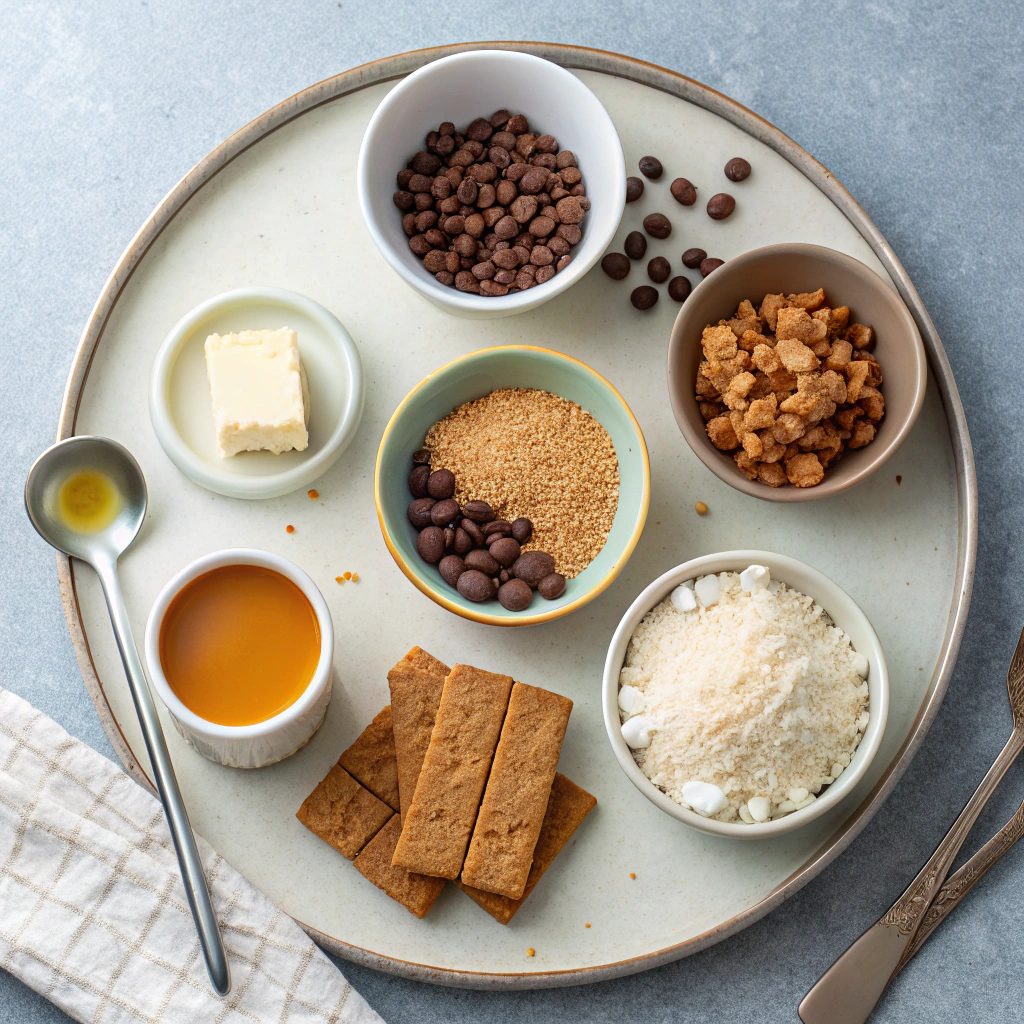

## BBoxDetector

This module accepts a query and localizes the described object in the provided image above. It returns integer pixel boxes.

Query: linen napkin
[0,687,383,1024]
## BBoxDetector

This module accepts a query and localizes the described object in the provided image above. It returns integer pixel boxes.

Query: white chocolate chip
[682,780,729,816]
[694,574,721,607]
[852,652,869,679]
[670,584,698,613]
[787,787,809,804]
[621,715,653,749]
[794,792,817,810]
[740,564,771,592]
[747,796,771,822]
[857,710,870,732]
[618,684,646,715]
[738,804,755,824]
[778,799,797,814]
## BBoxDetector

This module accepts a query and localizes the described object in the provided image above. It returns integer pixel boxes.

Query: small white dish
[149,287,364,499]
[603,550,889,839]
[357,49,626,320]
[144,548,334,769]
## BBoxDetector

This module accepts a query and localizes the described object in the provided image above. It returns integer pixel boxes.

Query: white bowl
[602,550,889,839]
[357,49,625,320]
[149,287,364,499]
[144,548,335,768]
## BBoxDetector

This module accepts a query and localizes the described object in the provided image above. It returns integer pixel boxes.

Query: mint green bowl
[375,346,651,626]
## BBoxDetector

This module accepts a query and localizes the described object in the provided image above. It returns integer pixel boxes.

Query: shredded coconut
[618,569,869,823]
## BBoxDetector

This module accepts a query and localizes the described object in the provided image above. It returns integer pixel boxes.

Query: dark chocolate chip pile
[394,110,589,297]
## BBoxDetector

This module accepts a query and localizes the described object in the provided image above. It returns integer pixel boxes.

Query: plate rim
[54,40,978,989]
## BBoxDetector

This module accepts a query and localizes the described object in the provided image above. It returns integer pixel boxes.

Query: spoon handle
[93,557,231,996]
[798,727,1024,1024]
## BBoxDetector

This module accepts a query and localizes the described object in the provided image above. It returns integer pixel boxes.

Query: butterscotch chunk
[820,369,848,404]
[392,665,515,879]
[844,360,870,402]
[739,430,763,458]
[768,367,798,393]
[849,419,877,448]
[743,394,777,431]
[354,816,446,918]
[696,372,720,399]
[829,306,851,333]
[776,307,828,345]
[338,706,401,812]
[810,338,831,358]
[388,657,449,818]
[785,453,825,487]
[462,684,573,899]
[735,298,757,319]
[855,352,883,386]
[699,401,723,421]
[786,288,825,311]
[835,405,863,431]
[729,316,763,341]
[734,450,759,479]
[758,431,787,463]
[706,415,739,450]
[759,292,790,331]
[775,337,821,374]
[758,461,788,487]
[773,412,808,445]
[748,371,774,400]
[457,774,596,924]
[737,328,764,352]
[296,765,393,860]
[858,386,885,421]
[702,324,739,360]
[824,339,853,373]
[845,322,874,349]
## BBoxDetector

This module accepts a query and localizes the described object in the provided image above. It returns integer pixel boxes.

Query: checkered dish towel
[0,687,383,1024]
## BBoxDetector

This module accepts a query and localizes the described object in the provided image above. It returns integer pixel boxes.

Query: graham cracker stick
[399,645,450,680]
[354,815,446,918]
[460,683,573,898]
[338,705,400,812]
[392,664,515,879]
[388,658,449,818]
[296,765,393,860]
[458,773,596,924]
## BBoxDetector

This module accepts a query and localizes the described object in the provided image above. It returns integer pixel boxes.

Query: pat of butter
[205,328,310,458]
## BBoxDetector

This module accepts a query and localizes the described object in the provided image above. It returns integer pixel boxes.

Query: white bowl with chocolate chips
[357,49,626,320]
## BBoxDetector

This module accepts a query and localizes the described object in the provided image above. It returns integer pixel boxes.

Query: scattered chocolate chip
[538,573,566,600]
[624,231,647,260]
[706,193,736,220]
[601,252,630,280]
[498,578,533,611]
[625,176,645,202]
[409,465,430,498]
[648,256,671,283]
[426,468,456,499]
[642,213,672,239]
[462,499,495,523]
[457,569,495,602]
[631,286,659,310]
[417,526,446,564]
[464,548,500,576]
[670,178,697,206]
[430,498,460,527]
[438,554,466,587]
[681,247,707,269]
[668,276,692,301]
[638,155,663,180]
[700,257,725,276]
[724,157,751,182]
[511,517,534,543]
[407,498,436,529]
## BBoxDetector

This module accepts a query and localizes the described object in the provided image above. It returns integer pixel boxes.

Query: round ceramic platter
[58,43,976,989]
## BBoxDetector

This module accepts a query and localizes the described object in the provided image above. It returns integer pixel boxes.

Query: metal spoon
[25,435,231,996]
[799,624,1024,1023]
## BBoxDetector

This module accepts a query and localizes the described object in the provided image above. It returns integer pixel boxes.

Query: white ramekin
[144,548,334,769]
[603,550,889,839]
[357,49,626,319]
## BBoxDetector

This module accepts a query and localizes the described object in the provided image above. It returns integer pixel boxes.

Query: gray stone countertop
[2,2,1022,1021]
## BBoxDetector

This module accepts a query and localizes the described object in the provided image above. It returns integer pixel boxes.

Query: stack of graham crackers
[296,647,596,921]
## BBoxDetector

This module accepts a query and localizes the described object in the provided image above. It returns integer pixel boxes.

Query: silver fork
[799,625,1024,1024]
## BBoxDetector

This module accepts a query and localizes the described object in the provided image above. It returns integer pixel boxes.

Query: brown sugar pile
[424,388,619,578]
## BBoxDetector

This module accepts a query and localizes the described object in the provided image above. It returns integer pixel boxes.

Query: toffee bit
[585,922,591,928]
[285,524,295,534]
[526,948,536,957]
[695,501,708,515]
[308,489,319,499]
[335,576,344,584]
[629,872,636,880]
[352,572,359,582]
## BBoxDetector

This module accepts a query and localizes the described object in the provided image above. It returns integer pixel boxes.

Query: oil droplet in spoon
[58,470,120,534]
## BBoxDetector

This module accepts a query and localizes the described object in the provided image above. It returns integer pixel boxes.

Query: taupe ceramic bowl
[667,244,927,502]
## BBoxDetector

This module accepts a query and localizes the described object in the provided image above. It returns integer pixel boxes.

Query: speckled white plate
[56,44,975,989]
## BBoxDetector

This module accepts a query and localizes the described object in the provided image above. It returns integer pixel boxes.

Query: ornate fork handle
[894,795,1024,973]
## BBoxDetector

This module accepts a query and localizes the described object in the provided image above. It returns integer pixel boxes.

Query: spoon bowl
[25,435,147,564]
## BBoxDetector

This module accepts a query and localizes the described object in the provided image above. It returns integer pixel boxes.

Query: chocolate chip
[648,256,671,283]
[601,253,630,280]
[439,555,465,587]
[462,500,495,523]
[670,178,697,206]
[409,465,430,498]
[624,231,647,260]
[538,573,566,600]
[668,276,692,301]
[457,569,495,602]
[512,550,556,588]
[681,247,707,269]
[489,537,521,567]
[412,448,432,464]
[430,498,460,527]
[724,157,751,182]
[631,286,659,310]
[625,176,645,202]
[490,109,511,128]
[498,578,533,611]
[426,468,456,499]
[707,193,736,220]
[482,519,512,535]
[417,526,446,564]
[464,548,500,576]
[461,518,486,546]
[454,527,474,555]
[444,527,455,550]
[510,517,533,543]
[638,155,663,180]
[700,257,725,276]
[643,213,672,239]
[407,498,436,529]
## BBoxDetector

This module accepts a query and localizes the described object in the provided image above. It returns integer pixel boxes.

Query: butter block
[205,328,309,458]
